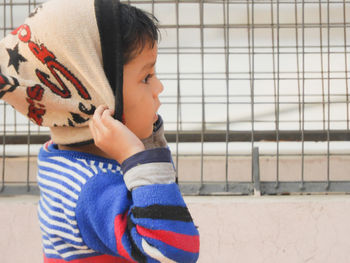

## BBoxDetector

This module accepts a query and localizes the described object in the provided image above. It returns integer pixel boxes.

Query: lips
[153,113,159,122]
[154,102,161,122]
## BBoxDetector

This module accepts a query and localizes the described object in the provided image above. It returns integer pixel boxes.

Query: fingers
[89,105,119,139]
[88,105,145,163]
[101,108,114,124]
[89,105,109,140]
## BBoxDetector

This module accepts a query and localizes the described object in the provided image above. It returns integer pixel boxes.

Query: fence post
[252,147,261,196]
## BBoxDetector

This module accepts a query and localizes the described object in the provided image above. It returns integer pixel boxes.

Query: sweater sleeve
[75,147,200,263]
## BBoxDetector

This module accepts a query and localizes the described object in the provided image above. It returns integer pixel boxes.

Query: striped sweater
[37,141,200,262]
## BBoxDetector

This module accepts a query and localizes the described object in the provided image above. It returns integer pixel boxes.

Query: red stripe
[43,140,52,151]
[114,213,137,263]
[44,254,130,263]
[136,225,199,253]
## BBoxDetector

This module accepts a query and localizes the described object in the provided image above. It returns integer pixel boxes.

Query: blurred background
[1,1,350,262]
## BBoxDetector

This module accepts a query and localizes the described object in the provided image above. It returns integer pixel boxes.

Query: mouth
[153,113,159,122]
[153,102,161,122]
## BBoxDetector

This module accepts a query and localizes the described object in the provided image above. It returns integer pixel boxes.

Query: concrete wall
[1,195,350,263]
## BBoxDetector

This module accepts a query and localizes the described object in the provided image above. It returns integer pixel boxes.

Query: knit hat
[0,0,124,145]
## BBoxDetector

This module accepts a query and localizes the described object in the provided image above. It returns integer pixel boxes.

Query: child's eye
[142,74,153,84]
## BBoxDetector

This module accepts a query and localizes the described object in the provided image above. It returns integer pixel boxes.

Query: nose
[153,77,164,97]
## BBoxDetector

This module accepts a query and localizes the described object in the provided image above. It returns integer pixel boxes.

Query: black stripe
[127,213,147,263]
[94,0,124,122]
[132,205,193,222]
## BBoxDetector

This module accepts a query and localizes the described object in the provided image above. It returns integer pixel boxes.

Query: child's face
[123,42,163,139]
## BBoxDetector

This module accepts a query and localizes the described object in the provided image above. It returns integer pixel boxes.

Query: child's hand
[89,105,145,164]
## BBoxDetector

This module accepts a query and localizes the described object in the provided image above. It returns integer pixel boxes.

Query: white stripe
[55,243,90,252]
[39,187,76,208]
[40,221,83,244]
[38,205,80,235]
[43,239,95,258]
[42,234,86,250]
[43,239,53,246]
[89,161,98,174]
[42,194,75,217]
[61,248,96,258]
[40,198,77,226]
[99,162,107,173]
[43,248,60,256]
[38,176,79,200]
[50,156,95,179]
[107,163,112,170]
[42,234,61,243]
[39,168,82,192]
[39,159,88,183]
[77,159,89,167]
[142,239,177,263]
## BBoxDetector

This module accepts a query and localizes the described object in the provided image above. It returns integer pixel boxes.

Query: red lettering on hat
[0,75,5,85]
[27,104,45,126]
[29,42,91,100]
[28,42,55,64]
[26,98,46,126]
[11,24,31,43]
[27,84,44,101]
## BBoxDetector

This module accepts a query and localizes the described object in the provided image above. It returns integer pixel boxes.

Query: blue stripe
[43,238,66,247]
[122,148,172,173]
[38,172,81,196]
[57,246,81,255]
[39,191,75,212]
[39,201,78,230]
[46,157,93,182]
[43,243,55,250]
[39,214,82,240]
[38,162,86,187]
[132,183,186,207]
[41,233,84,253]
[38,182,77,204]
[40,196,76,221]
[41,237,84,249]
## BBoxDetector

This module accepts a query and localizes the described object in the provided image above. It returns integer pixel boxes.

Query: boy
[0,0,200,262]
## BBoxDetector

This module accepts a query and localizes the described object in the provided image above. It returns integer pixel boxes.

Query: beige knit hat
[0,0,124,145]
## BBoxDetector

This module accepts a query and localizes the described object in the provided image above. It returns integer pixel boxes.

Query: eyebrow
[140,61,156,74]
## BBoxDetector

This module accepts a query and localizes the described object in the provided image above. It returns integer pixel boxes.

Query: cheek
[123,87,155,125]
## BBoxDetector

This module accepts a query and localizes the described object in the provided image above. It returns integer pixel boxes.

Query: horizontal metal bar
[177,182,253,195]
[2,181,350,196]
[2,1,350,6]
[0,130,349,144]
[167,130,350,142]
[179,181,350,195]
[0,135,51,144]
[0,185,39,196]
[261,182,350,195]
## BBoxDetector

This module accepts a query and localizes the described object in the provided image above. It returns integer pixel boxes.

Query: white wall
[1,195,350,263]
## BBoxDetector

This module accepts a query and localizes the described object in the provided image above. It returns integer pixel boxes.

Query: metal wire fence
[0,0,350,195]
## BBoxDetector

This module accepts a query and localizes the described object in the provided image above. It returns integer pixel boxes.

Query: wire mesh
[0,0,350,195]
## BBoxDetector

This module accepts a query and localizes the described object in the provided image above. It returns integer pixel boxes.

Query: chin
[138,126,153,140]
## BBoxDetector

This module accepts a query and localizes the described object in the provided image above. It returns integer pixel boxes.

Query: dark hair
[119,3,160,64]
